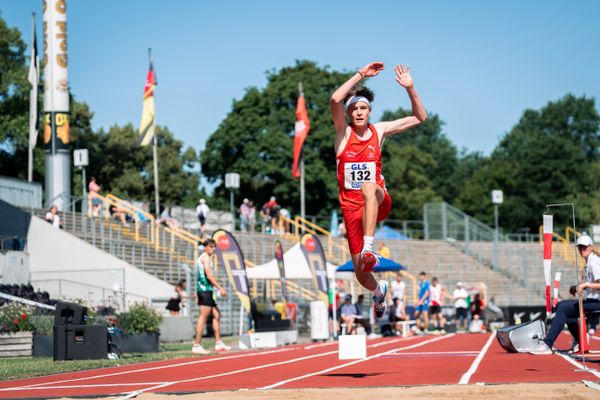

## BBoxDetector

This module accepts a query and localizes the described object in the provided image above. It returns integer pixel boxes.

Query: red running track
[1,332,600,399]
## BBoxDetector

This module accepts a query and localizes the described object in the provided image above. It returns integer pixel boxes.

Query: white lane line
[557,352,600,379]
[385,351,480,355]
[115,335,422,398]
[1,383,171,391]
[259,334,455,390]
[458,332,496,385]
[1,347,294,391]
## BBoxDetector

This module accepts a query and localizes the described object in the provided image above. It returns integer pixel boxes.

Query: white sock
[373,281,383,297]
[363,236,374,252]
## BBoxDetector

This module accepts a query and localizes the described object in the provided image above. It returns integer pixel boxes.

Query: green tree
[457,95,600,231]
[77,124,200,209]
[0,15,33,178]
[380,109,462,202]
[200,60,352,216]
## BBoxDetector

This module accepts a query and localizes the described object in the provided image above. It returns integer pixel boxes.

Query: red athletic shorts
[342,192,392,255]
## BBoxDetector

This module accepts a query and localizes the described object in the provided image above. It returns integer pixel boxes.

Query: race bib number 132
[344,162,375,190]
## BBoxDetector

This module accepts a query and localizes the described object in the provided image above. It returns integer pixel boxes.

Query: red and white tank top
[336,124,386,211]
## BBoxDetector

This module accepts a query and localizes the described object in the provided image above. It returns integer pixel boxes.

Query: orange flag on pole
[292,93,310,178]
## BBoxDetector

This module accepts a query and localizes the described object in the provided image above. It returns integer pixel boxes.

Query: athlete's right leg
[194,305,211,345]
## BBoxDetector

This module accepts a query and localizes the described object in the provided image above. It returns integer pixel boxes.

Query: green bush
[116,303,163,334]
[0,303,34,333]
[29,315,54,336]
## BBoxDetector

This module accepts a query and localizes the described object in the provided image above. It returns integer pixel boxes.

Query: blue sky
[2,0,599,157]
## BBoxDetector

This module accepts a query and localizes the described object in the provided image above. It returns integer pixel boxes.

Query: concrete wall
[0,251,30,284]
[26,216,174,310]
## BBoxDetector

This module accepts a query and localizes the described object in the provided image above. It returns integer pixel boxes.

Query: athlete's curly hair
[343,86,375,105]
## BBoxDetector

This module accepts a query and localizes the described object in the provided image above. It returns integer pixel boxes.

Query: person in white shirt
[429,277,448,332]
[453,282,469,331]
[530,235,600,354]
[389,272,406,320]
[45,205,61,229]
[196,199,210,236]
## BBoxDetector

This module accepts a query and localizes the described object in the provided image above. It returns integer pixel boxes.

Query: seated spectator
[158,206,178,228]
[109,205,129,227]
[338,222,347,238]
[354,294,372,335]
[45,205,62,229]
[340,295,360,335]
[389,297,408,335]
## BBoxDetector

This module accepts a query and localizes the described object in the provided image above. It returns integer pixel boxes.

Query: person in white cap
[530,234,600,354]
[196,199,210,236]
[330,61,427,319]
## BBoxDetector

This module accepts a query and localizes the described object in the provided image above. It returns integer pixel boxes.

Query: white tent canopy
[246,242,339,280]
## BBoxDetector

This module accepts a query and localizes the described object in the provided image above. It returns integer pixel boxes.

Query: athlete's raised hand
[394,64,414,89]
[359,62,385,78]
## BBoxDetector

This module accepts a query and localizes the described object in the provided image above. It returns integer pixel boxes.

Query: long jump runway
[1,333,600,399]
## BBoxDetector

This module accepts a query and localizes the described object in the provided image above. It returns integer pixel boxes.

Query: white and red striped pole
[552,272,561,308]
[543,214,553,319]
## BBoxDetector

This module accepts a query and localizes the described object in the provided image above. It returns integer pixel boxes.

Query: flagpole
[149,48,160,218]
[298,82,306,222]
[28,13,38,182]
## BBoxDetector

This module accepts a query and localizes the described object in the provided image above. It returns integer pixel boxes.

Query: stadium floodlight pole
[298,82,306,224]
[545,202,589,369]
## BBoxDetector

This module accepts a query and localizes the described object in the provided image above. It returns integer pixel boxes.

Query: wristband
[356,70,364,79]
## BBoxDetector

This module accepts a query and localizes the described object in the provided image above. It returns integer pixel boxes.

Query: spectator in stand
[340,295,359,335]
[354,294,372,335]
[110,204,129,227]
[158,205,177,228]
[165,279,188,316]
[261,196,279,234]
[338,221,347,238]
[453,282,469,331]
[389,297,408,335]
[239,198,250,232]
[45,205,62,229]
[378,242,391,259]
[248,201,257,233]
[279,207,291,233]
[389,272,406,320]
[196,199,210,235]
[415,271,430,332]
[468,292,485,332]
[429,277,448,333]
[88,177,102,217]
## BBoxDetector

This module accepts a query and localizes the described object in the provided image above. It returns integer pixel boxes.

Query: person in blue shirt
[415,271,430,332]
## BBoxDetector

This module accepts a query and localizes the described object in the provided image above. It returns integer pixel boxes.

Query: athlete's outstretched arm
[330,62,384,134]
[379,64,427,136]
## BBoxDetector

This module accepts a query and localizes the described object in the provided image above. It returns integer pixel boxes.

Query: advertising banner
[300,233,329,305]
[212,230,251,314]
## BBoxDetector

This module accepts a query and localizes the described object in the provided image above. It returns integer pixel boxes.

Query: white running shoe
[192,344,210,354]
[215,341,231,351]
[528,341,553,355]
[372,280,388,319]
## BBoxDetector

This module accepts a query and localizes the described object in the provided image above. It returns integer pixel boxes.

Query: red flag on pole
[292,94,310,178]
[138,59,156,146]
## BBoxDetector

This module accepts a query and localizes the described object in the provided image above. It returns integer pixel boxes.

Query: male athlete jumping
[331,62,427,318]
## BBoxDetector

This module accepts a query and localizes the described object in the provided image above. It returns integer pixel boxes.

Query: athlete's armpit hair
[343,86,375,105]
